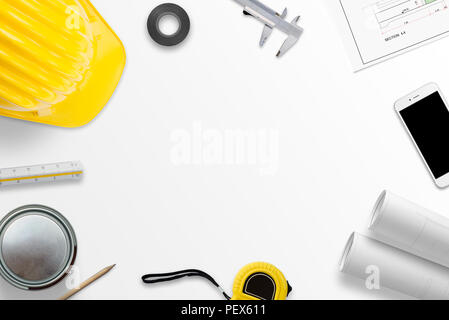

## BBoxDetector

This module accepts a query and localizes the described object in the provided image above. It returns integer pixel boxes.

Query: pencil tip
[104,264,116,272]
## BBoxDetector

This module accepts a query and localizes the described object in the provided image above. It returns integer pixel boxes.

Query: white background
[0,0,449,300]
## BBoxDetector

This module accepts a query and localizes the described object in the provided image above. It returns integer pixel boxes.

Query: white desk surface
[0,0,448,300]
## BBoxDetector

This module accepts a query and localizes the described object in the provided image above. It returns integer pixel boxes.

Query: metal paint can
[0,205,77,290]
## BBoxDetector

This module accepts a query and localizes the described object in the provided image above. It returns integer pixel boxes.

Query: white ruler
[0,161,83,187]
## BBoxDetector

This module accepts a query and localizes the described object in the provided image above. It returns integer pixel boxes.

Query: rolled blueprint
[340,233,449,300]
[369,191,449,268]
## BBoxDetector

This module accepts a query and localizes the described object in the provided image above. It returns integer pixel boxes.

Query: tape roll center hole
[157,14,181,37]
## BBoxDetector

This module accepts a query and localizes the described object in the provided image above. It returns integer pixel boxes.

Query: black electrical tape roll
[147,3,190,46]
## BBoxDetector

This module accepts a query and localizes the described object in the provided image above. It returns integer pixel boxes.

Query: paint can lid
[0,205,77,290]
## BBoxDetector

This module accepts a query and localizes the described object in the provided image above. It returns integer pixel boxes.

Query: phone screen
[400,91,449,179]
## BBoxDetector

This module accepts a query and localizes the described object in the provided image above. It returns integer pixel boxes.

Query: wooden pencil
[58,264,116,300]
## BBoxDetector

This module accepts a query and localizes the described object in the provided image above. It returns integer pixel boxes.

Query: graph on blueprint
[338,0,449,69]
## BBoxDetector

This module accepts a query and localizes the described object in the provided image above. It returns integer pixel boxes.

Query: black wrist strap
[142,269,231,300]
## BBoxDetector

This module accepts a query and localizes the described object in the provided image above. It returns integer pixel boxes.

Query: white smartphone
[395,83,449,189]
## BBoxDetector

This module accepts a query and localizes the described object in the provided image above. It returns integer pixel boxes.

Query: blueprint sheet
[328,0,449,70]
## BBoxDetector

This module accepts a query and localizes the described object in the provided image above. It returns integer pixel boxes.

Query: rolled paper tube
[340,233,449,300]
[369,191,449,268]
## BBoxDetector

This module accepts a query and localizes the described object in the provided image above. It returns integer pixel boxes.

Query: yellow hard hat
[0,0,126,127]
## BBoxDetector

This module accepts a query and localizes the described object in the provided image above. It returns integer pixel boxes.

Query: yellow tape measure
[231,262,291,300]
[142,262,292,300]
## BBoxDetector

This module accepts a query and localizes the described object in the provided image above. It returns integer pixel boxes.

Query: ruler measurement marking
[0,161,83,187]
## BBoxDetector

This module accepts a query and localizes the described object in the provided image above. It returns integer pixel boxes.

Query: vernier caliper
[232,0,303,57]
